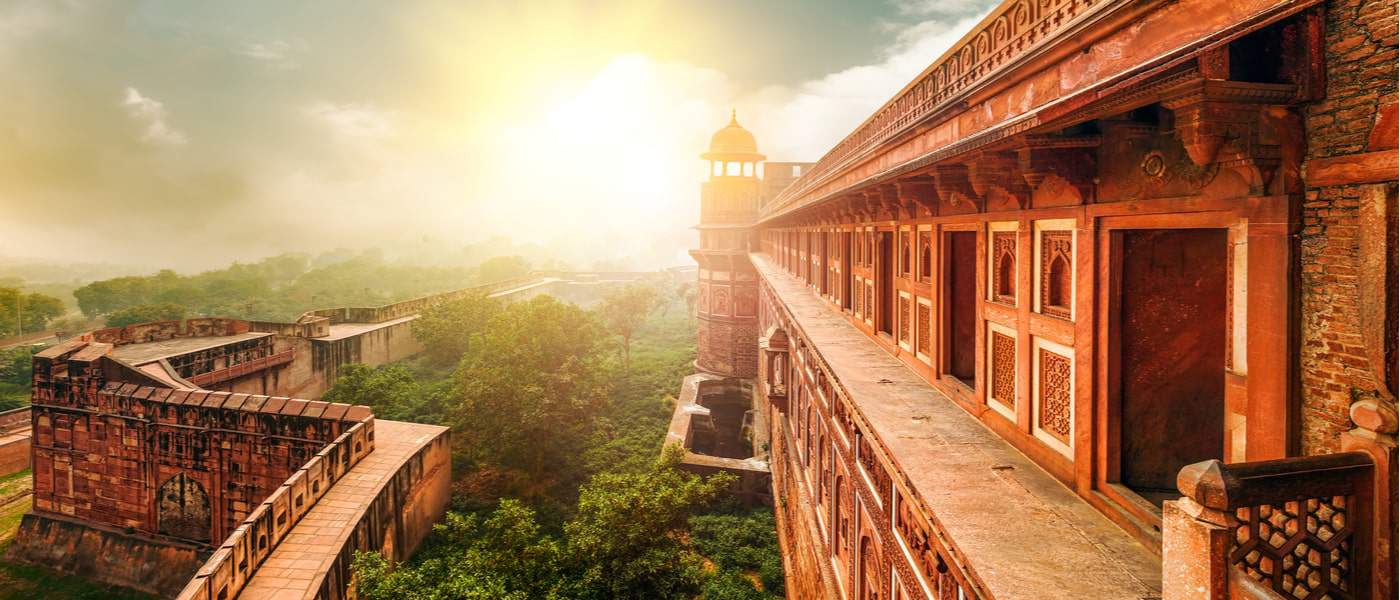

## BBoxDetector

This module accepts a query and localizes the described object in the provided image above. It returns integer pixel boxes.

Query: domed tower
[691,111,763,378]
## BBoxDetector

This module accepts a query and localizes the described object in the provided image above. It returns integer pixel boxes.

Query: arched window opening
[1048,255,1071,310]
[997,253,1015,299]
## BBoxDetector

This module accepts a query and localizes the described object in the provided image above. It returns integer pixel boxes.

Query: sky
[0,0,998,275]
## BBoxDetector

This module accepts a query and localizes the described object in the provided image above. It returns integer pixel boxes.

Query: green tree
[558,445,735,600]
[322,364,449,423]
[452,296,611,494]
[0,288,66,336]
[412,293,502,366]
[105,302,188,327]
[597,284,660,371]
[354,500,563,600]
[475,255,531,284]
[691,509,785,597]
[677,282,697,322]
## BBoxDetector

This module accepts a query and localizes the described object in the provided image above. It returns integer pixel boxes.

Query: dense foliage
[451,296,613,504]
[70,252,528,323]
[104,303,188,327]
[335,287,783,598]
[0,348,33,410]
[0,288,65,337]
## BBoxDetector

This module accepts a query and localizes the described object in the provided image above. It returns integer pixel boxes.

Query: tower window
[743,162,754,177]
[727,162,741,176]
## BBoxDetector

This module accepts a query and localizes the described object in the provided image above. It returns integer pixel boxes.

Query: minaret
[691,111,764,378]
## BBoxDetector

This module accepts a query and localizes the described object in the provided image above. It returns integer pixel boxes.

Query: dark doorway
[842,232,854,310]
[877,231,894,335]
[819,232,829,295]
[1118,229,1228,506]
[157,471,212,543]
[945,231,977,386]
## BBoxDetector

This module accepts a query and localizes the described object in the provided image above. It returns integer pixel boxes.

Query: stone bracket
[968,151,1030,211]
[931,163,979,212]
[1016,135,1100,204]
[1162,80,1296,194]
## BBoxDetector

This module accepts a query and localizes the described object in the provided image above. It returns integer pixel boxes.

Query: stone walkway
[753,253,1163,599]
[237,419,446,599]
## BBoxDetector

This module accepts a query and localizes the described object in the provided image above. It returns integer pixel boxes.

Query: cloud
[122,87,187,146]
[748,7,997,161]
[305,102,396,140]
[241,39,305,70]
[890,0,997,21]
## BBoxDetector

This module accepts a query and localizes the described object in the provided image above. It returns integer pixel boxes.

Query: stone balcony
[752,252,1162,599]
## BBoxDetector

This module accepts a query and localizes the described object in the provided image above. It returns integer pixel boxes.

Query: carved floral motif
[991,331,1016,412]
[1038,349,1072,443]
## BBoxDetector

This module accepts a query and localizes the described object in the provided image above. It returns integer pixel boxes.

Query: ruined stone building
[1,272,655,599]
[678,0,1399,598]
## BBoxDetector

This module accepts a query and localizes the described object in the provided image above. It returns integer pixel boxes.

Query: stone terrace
[753,253,1161,599]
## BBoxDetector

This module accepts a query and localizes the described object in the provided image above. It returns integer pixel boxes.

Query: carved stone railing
[173,419,375,600]
[1165,453,1383,600]
[184,350,295,387]
[763,0,1120,217]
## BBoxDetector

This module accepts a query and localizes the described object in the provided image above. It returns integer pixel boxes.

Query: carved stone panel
[1039,231,1073,320]
[1038,349,1072,445]
[735,286,757,317]
[917,230,933,282]
[916,301,932,358]
[712,286,731,317]
[991,231,1017,306]
[990,331,1016,414]
[898,295,912,345]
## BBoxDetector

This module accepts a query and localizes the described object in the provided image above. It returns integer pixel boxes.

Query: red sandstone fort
[0,274,657,599]
[2,0,1397,599]
[667,0,1399,598]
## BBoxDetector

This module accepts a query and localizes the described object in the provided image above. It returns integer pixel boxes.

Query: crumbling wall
[5,512,207,597]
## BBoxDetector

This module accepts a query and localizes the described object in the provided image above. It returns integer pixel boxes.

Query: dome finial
[730,108,738,125]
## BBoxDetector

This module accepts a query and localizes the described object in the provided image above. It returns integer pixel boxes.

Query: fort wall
[0,407,31,477]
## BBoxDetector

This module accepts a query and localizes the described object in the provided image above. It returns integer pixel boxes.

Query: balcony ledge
[752,252,1162,599]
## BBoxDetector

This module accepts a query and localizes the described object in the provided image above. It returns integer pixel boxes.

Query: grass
[0,469,154,600]
[0,382,27,411]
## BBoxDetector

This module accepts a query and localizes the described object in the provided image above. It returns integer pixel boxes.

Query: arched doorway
[858,536,885,600]
[157,472,211,543]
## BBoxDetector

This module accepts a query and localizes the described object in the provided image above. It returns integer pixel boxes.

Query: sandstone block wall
[1299,0,1398,455]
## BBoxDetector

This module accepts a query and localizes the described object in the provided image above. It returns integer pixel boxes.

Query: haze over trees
[68,252,534,324]
[598,284,661,371]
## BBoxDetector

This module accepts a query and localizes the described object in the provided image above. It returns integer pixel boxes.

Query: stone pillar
[1341,398,1398,599]
[1161,498,1234,600]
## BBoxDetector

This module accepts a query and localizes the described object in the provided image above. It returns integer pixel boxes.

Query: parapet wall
[0,406,30,477]
[83,317,251,346]
[174,418,377,600]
